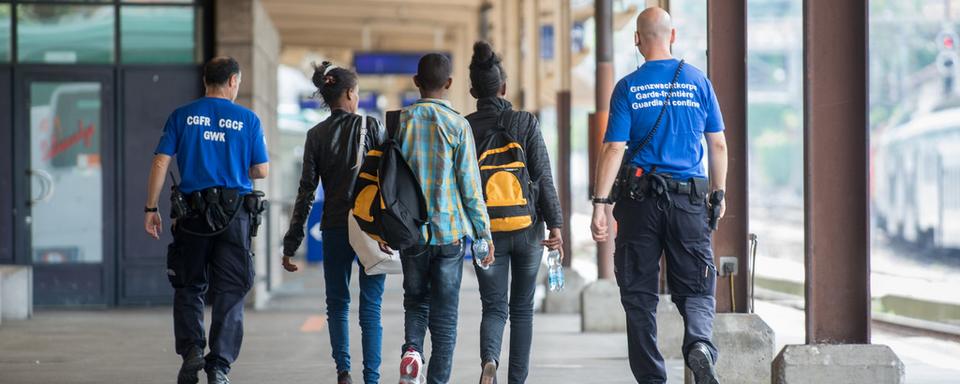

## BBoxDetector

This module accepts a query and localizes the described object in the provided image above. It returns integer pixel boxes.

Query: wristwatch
[591,196,614,205]
[144,206,159,213]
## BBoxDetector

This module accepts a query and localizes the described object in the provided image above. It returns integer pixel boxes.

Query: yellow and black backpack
[352,110,431,250]
[476,110,538,234]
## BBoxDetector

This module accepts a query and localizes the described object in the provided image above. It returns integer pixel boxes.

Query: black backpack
[351,110,431,250]
[475,110,537,233]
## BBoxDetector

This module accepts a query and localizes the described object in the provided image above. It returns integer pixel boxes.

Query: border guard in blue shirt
[143,56,270,384]
[591,8,728,384]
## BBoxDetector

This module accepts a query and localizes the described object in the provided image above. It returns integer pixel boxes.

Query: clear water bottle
[547,249,564,292]
[473,239,490,270]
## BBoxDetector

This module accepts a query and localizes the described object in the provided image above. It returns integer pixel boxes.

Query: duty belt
[622,167,708,204]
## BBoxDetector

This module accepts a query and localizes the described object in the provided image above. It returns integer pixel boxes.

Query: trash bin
[306,188,324,263]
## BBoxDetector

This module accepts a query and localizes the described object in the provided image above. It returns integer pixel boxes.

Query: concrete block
[656,295,685,359]
[773,344,905,384]
[581,279,626,332]
[0,266,33,320]
[684,313,774,384]
[542,268,585,314]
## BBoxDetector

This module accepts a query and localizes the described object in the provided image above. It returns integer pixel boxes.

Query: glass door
[14,68,114,306]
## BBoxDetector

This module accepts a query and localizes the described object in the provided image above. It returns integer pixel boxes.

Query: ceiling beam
[262,0,482,9]
[263,3,478,25]
[275,19,446,34]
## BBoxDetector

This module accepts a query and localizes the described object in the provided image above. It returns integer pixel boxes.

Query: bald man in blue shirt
[591,7,727,384]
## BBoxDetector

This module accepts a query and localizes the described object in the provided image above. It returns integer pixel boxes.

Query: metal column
[590,0,615,279]
[803,0,870,344]
[556,0,573,266]
[707,0,748,313]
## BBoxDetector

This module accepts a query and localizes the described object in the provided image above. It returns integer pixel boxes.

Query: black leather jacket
[282,110,386,257]
[466,97,564,230]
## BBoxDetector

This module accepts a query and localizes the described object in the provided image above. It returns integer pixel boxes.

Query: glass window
[120,5,197,64]
[29,81,104,264]
[870,0,960,326]
[17,5,115,64]
[0,4,9,62]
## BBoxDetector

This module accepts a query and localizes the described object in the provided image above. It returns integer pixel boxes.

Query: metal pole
[591,0,615,279]
[803,0,870,344]
[707,0,749,313]
[556,0,574,267]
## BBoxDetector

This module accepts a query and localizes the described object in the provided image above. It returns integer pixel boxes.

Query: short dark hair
[203,56,240,87]
[311,61,359,110]
[415,53,452,91]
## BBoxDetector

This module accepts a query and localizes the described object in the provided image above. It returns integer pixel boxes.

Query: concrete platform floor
[2,262,959,383]
[0,264,683,384]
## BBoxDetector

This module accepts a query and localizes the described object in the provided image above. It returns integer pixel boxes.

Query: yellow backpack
[476,110,537,233]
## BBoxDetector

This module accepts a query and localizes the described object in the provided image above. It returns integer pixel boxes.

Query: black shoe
[177,346,205,384]
[206,367,230,384]
[686,342,719,384]
[479,359,497,384]
[337,371,353,384]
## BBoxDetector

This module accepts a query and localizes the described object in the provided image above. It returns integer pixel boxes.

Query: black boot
[686,342,719,384]
[337,371,353,384]
[206,367,231,384]
[177,346,205,384]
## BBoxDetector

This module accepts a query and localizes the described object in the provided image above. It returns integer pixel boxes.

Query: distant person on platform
[144,56,269,384]
[590,7,728,384]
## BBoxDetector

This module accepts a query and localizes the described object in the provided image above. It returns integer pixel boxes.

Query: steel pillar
[590,0,616,279]
[803,0,870,344]
[707,0,748,313]
[555,0,573,266]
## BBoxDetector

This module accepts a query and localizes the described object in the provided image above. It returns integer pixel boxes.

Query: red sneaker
[399,349,424,384]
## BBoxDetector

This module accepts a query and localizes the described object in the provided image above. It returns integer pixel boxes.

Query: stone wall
[216,0,281,308]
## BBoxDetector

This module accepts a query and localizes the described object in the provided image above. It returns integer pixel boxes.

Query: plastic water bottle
[473,239,490,270]
[547,249,564,292]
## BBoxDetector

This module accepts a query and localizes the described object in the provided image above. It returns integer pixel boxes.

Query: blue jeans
[323,228,386,384]
[400,240,466,384]
[475,224,544,384]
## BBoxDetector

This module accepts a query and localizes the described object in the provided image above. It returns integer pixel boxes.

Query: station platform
[0,263,957,383]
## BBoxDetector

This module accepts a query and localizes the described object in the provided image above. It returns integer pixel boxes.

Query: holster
[243,190,268,237]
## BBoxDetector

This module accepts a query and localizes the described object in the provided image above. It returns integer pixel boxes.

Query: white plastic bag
[347,210,402,275]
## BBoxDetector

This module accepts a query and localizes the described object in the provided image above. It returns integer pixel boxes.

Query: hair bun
[311,61,334,89]
[470,41,499,70]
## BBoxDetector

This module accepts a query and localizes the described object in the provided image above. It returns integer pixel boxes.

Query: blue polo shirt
[604,58,724,180]
[155,97,269,194]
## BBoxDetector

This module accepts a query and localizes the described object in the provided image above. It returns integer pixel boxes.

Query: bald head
[635,7,675,59]
[637,7,673,42]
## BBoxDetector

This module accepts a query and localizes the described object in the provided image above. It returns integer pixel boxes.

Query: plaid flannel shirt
[397,98,492,245]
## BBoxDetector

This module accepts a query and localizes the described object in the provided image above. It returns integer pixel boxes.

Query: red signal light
[946,36,955,50]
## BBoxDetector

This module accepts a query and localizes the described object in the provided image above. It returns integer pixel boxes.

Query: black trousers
[612,192,719,384]
[166,206,254,373]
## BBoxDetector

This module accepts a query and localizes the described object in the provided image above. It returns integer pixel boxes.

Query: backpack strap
[385,110,401,140]
[494,108,519,141]
[355,115,367,169]
[346,115,368,201]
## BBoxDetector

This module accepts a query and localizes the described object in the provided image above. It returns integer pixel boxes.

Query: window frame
[7,0,208,66]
